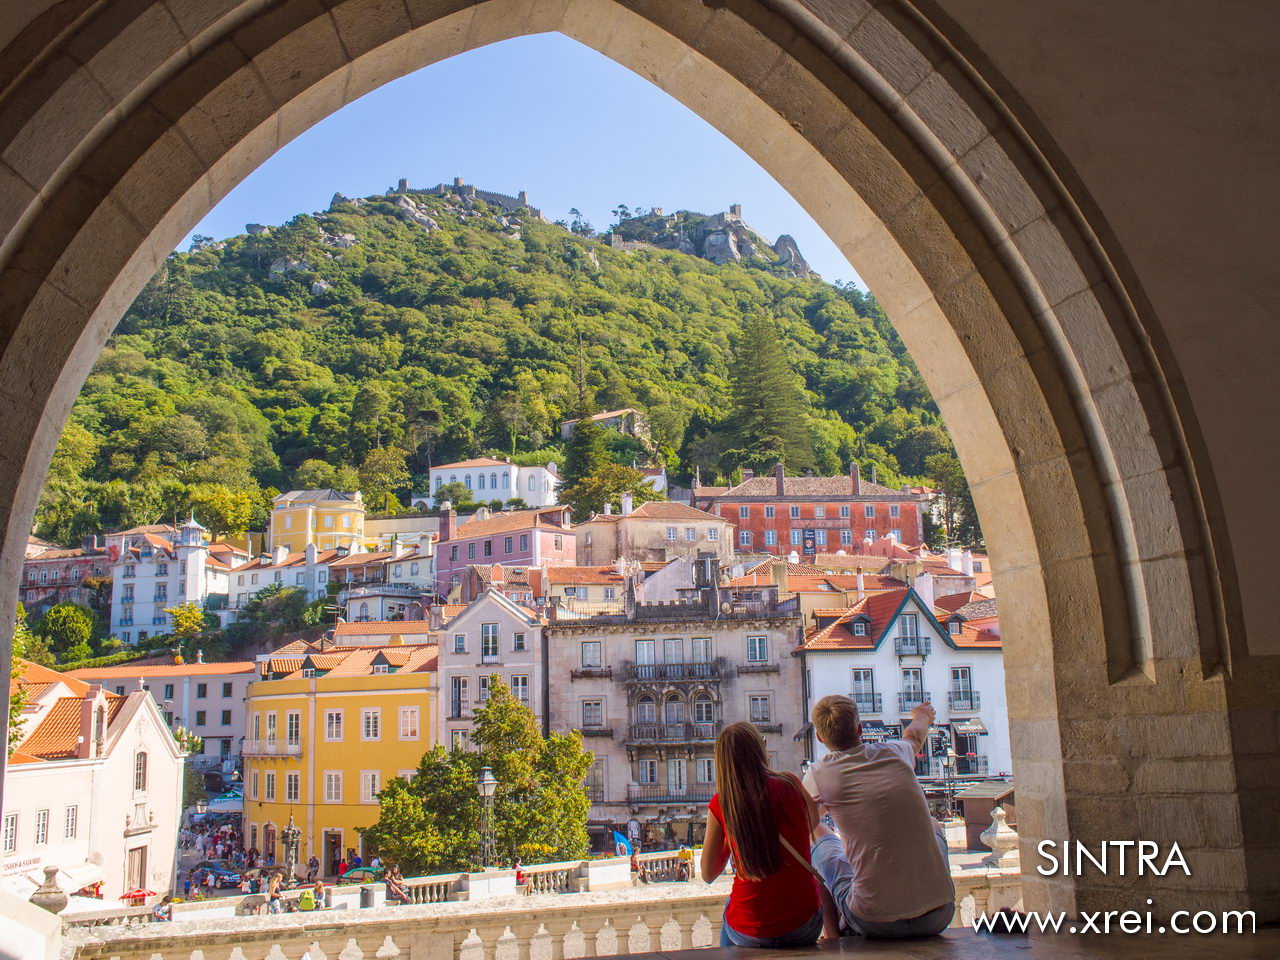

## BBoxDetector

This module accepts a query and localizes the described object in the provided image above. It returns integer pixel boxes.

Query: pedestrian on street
[203,870,215,895]
[306,856,319,882]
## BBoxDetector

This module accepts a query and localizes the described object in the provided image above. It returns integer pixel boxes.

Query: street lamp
[194,798,208,816]
[942,747,958,819]
[281,814,301,880]
[477,766,498,869]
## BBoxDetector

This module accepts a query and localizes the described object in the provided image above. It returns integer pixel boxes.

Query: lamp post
[942,747,958,819]
[477,766,498,869]
[281,814,301,881]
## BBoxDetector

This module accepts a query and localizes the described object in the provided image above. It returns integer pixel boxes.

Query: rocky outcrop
[772,234,812,277]
[393,194,439,231]
[246,223,270,235]
[269,257,310,275]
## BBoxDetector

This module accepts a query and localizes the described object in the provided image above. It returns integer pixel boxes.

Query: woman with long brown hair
[701,722,840,947]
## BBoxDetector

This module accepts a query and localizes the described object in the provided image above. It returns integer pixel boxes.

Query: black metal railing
[852,692,883,714]
[626,721,721,743]
[894,637,931,656]
[956,756,989,776]
[626,784,714,804]
[622,659,724,682]
[948,690,981,711]
[899,690,932,712]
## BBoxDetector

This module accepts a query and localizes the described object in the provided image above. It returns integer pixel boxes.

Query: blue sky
[185,33,863,288]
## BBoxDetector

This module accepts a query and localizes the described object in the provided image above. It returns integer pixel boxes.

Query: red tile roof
[799,589,910,651]
[16,695,126,761]
[544,566,624,585]
[333,620,434,637]
[16,660,94,698]
[445,508,572,539]
[715,475,920,500]
[432,457,510,470]
[69,661,255,679]
[934,591,986,614]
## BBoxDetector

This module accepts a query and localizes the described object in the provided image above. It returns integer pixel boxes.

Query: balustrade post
[542,920,573,960]
[509,921,540,960]
[474,924,507,960]
[672,910,702,950]
[577,918,606,958]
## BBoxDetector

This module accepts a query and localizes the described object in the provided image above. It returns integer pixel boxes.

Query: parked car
[337,866,384,884]
[193,860,242,888]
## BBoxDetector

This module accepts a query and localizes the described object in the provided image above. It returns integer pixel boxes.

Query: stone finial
[980,805,1020,867]
[29,866,68,914]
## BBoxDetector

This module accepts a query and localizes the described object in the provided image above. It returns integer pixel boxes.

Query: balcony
[895,636,931,656]
[948,690,981,711]
[338,582,423,603]
[736,661,779,676]
[586,784,605,802]
[626,721,721,744]
[956,755,990,776]
[753,722,783,734]
[241,739,302,757]
[852,692,883,714]
[627,784,715,804]
[899,690,932,712]
[622,659,725,682]
[579,726,615,738]
[571,665,613,679]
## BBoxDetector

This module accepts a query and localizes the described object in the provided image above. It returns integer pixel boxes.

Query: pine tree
[727,315,816,472]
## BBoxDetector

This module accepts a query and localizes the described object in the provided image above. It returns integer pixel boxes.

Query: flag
[612,831,633,856]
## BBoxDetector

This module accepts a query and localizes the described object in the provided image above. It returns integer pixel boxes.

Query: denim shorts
[809,832,954,938]
[719,901,824,948]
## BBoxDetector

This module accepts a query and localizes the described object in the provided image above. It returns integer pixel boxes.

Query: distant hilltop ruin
[607,204,814,278]
[388,176,546,221]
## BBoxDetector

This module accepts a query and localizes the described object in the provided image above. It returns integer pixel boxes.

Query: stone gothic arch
[0,0,1274,919]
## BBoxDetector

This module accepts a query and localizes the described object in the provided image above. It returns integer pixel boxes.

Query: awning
[793,722,813,742]
[860,721,895,741]
[952,718,988,735]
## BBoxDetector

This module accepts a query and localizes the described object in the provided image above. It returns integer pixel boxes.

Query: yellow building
[268,489,366,553]
[242,639,438,873]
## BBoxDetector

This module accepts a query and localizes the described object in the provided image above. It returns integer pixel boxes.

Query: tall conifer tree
[727,315,815,472]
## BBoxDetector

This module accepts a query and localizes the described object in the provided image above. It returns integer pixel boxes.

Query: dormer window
[372,664,389,675]
[948,621,962,635]
[852,622,867,636]
[302,668,316,679]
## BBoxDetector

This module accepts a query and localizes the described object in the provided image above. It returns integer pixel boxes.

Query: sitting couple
[701,696,953,947]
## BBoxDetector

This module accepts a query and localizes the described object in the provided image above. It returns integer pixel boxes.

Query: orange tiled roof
[16,695,126,761]
[437,604,467,625]
[432,457,510,470]
[799,589,910,652]
[69,661,255,679]
[333,620,434,637]
[328,551,397,568]
[934,591,986,614]
[544,566,624,585]
[17,659,93,698]
[745,558,827,577]
[716,475,919,500]
[446,508,572,540]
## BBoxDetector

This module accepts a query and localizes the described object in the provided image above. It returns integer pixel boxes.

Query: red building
[20,537,111,616]
[695,463,928,556]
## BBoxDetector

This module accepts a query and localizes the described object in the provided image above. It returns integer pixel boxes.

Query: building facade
[425,458,559,509]
[68,659,256,772]
[574,499,733,566]
[545,596,804,851]
[697,463,930,554]
[5,661,184,901]
[436,592,546,750]
[18,539,110,618]
[797,587,1009,797]
[268,489,365,553]
[559,407,649,441]
[242,642,438,874]
[229,544,338,622]
[109,519,229,644]
[434,507,576,597]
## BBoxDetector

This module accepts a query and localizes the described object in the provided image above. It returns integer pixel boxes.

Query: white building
[4,661,184,901]
[797,586,1009,786]
[110,518,230,644]
[435,591,546,750]
[421,457,559,509]
[67,657,257,772]
[334,543,434,621]
[228,543,339,620]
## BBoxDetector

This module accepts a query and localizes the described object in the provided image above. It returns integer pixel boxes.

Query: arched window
[465,474,473,490]
[133,751,148,792]
[663,696,685,723]
[478,473,486,490]
[490,473,497,489]
[635,696,656,723]
[435,476,442,490]
[528,476,536,491]
[39,569,47,583]
[502,473,510,489]
[692,694,716,724]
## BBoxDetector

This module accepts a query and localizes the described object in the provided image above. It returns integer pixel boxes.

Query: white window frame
[64,805,78,840]
[637,759,658,784]
[361,707,381,741]
[746,636,768,662]
[360,770,381,804]
[2,814,16,853]
[580,641,602,667]
[511,675,529,704]
[582,699,604,727]
[748,694,772,723]
[399,706,420,740]
[286,772,300,803]
[696,758,715,783]
[34,809,49,846]
[324,771,343,803]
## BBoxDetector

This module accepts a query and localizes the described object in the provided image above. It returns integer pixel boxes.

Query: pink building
[434,506,575,597]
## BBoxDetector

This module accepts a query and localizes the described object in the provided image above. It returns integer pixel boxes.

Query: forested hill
[35,186,962,545]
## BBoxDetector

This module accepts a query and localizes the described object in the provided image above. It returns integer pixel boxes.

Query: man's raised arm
[903,701,936,751]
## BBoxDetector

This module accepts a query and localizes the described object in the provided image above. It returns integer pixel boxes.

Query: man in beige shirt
[802,694,954,937]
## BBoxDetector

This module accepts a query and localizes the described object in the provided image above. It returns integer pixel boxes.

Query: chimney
[788,550,800,565]
[439,503,456,542]
[742,468,755,481]
[603,502,612,516]
[914,569,935,610]
[961,550,975,576]
[947,546,963,572]
[850,461,861,495]
[693,465,701,493]
[621,493,634,516]
[197,649,205,664]
[272,544,289,565]
[856,567,865,601]
[775,462,785,496]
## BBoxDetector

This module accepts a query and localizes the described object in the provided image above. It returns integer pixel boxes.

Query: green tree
[9,604,34,755]
[186,483,253,538]
[560,463,665,519]
[725,315,815,473]
[40,602,94,656]
[560,416,609,518]
[924,452,981,548]
[183,765,208,810]
[166,601,207,640]
[360,678,591,873]
[358,446,411,509]
[433,481,475,509]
